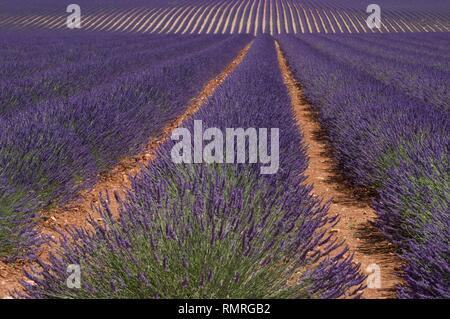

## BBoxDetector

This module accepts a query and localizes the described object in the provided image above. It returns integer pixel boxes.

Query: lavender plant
[374,141,449,298]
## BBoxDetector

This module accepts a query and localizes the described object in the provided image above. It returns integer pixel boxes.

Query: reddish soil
[0,42,252,299]
[276,42,403,299]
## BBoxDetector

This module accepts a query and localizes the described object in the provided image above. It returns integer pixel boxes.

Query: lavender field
[2,0,449,34]
[0,0,449,302]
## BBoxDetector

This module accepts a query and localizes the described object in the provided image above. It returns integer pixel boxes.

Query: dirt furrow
[275,41,402,299]
[0,42,252,299]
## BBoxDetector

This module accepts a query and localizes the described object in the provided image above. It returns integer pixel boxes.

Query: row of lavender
[277,33,449,298]
[23,36,364,299]
[0,31,252,259]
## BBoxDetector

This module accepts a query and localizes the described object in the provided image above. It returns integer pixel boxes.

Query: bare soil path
[276,41,403,299]
[0,42,252,299]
